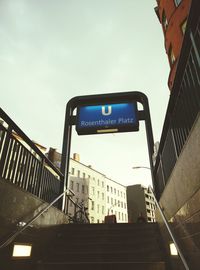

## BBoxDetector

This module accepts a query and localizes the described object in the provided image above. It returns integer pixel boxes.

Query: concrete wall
[0,178,68,239]
[156,114,200,270]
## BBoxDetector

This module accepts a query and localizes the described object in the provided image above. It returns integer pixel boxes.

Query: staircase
[0,223,169,270]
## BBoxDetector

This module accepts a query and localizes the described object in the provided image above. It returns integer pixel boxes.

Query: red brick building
[155,0,192,90]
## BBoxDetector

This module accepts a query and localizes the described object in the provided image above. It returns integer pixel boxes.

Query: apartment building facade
[105,178,127,222]
[127,184,156,223]
[48,150,128,223]
[68,154,128,223]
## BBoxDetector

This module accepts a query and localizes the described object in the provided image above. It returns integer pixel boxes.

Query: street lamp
[132,166,153,188]
[132,166,150,170]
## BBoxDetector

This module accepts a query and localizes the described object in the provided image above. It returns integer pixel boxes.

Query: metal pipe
[148,185,190,270]
[0,189,71,249]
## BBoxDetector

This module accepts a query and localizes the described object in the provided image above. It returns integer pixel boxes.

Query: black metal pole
[59,91,156,209]
[138,94,156,192]
[59,101,74,210]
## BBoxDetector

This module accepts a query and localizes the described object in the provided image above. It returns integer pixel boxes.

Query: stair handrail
[0,188,75,249]
[148,186,189,270]
[0,107,63,178]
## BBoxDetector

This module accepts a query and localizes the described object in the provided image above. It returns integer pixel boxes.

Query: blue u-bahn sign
[76,102,139,135]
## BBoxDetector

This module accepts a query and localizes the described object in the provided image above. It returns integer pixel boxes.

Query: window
[82,185,85,193]
[91,201,94,210]
[102,181,104,188]
[110,187,113,193]
[91,217,94,223]
[107,196,109,203]
[77,170,80,177]
[97,179,100,186]
[97,191,100,199]
[70,180,74,190]
[111,198,113,204]
[181,19,187,35]
[71,168,75,175]
[92,187,95,195]
[114,188,116,194]
[83,172,86,178]
[162,10,168,30]
[107,185,109,192]
[169,45,176,65]
[102,193,104,200]
[76,183,79,192]
[174,0,182,7]
[97,204,99,213]
[102,206,104,214]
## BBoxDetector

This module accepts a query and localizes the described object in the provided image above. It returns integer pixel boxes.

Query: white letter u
[102,106,112,116]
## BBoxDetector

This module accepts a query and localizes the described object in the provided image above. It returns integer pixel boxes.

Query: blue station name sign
[76,102,139,135]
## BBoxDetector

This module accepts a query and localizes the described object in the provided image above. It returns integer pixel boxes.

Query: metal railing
[154,0,200,198]
[0,188,78,249]
[0,108,90,232]
[148,186,189,270]
[0,108,63,206]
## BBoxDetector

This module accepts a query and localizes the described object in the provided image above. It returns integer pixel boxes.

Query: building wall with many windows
[127,184,156,223]
[106,179,128,223]
[68,156,106,223]
[68,154,128,223]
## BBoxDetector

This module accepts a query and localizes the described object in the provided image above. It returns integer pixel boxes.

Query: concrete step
[54,231,161,243]
[38,261,166,270]
[34,223,159,235]
[57,223,159,232]
[50,239,163,255]
[55,228,159,238]
[44,251,164,263]
[0,260,37,270]
[15,224,160,243]
[1,223,168,270]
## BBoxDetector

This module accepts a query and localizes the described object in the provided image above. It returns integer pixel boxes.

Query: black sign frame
[59,91,155,209]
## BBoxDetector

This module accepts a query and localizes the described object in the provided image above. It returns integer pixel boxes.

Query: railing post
[190,31,200,68]
[35,158,45,199]
[0,126,12,178]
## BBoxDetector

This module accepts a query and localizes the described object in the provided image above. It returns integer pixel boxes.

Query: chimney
[48,148,56,163]
[73,153,80,162]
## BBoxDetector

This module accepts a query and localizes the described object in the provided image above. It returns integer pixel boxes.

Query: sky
[0,0,170,188]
